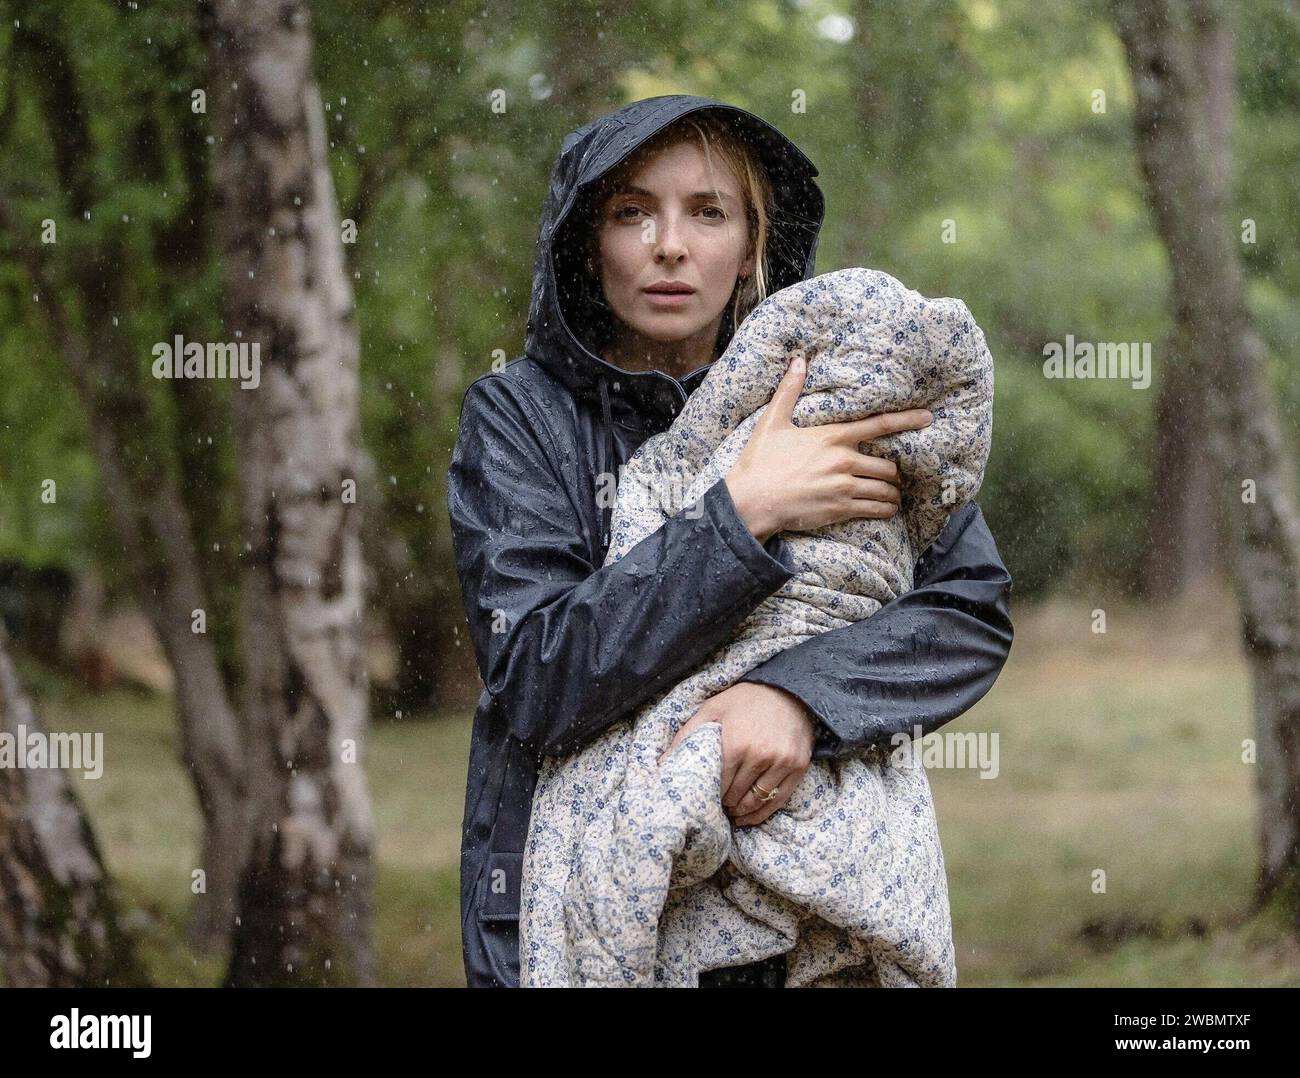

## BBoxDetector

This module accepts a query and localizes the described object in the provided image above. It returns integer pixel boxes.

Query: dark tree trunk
[1113,0,1300,921]
[1141,1,1233,600]
[1144,346,1218,598]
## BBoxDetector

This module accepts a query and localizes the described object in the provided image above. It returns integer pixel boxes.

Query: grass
[18,581,1300,987]
[33,680,472,987]
[932,583,1298,987]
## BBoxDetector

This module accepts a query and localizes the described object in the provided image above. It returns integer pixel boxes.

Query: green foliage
[0,0,1296,626]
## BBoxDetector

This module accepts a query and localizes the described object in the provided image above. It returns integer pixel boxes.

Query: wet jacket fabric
[447,94,1014,989]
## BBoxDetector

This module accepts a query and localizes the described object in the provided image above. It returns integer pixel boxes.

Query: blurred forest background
[1,0,1298,986]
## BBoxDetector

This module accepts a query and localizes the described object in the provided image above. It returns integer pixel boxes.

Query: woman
[447,94,1014,988]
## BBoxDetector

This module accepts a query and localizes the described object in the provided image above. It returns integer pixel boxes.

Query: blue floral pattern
[520,267,994,987]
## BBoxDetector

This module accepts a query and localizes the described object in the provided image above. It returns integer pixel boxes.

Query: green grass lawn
[23,587,1300,987]
[33,680,472,987]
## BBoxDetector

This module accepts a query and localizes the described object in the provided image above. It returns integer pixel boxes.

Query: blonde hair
[675,112,776,334]
[582,111,777,352]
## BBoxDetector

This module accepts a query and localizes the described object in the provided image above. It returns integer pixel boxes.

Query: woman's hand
[657,682,817,826]
[724,353,933,543]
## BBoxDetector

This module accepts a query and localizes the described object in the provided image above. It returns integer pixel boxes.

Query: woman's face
[595,138,755,350]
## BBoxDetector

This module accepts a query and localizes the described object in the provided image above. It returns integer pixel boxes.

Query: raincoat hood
[524,95,826,430]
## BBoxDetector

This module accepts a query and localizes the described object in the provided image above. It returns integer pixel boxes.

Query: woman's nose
[653,217,688,260]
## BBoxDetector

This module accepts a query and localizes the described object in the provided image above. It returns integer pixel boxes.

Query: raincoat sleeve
[738,502,1013,760]
[448,376,796,759]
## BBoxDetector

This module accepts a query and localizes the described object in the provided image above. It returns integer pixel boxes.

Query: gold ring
[750,781,779,803]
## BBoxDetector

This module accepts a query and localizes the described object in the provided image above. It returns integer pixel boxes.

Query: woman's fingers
[759,353,806,431]
[832,408,933,446]
[848,498,902,519]
[845,452,901,485]
[732,764,799,826]
[722,754,769,811]
[848,476,901,504]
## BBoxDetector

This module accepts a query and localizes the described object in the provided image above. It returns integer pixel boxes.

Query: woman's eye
[700,205,727,220]
[614,204,643,220]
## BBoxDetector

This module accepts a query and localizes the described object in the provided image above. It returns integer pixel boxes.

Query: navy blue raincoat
[447,95,1014,988]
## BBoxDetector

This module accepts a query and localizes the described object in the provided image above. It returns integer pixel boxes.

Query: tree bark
[0,627,149,987]
[1113,0,1300,920]
[200,0,375,986]
[1141,2,1232,600]
[1144,334,1221,599]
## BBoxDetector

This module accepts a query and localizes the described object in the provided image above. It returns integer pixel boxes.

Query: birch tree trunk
[0,628,148,987]
[1113,0,1300,920]
[200,0,375,986]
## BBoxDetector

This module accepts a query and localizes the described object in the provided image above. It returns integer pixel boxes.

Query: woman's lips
[643,288,695,307]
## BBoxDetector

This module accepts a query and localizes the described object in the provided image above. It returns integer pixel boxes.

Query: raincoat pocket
[477,850,524,922]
